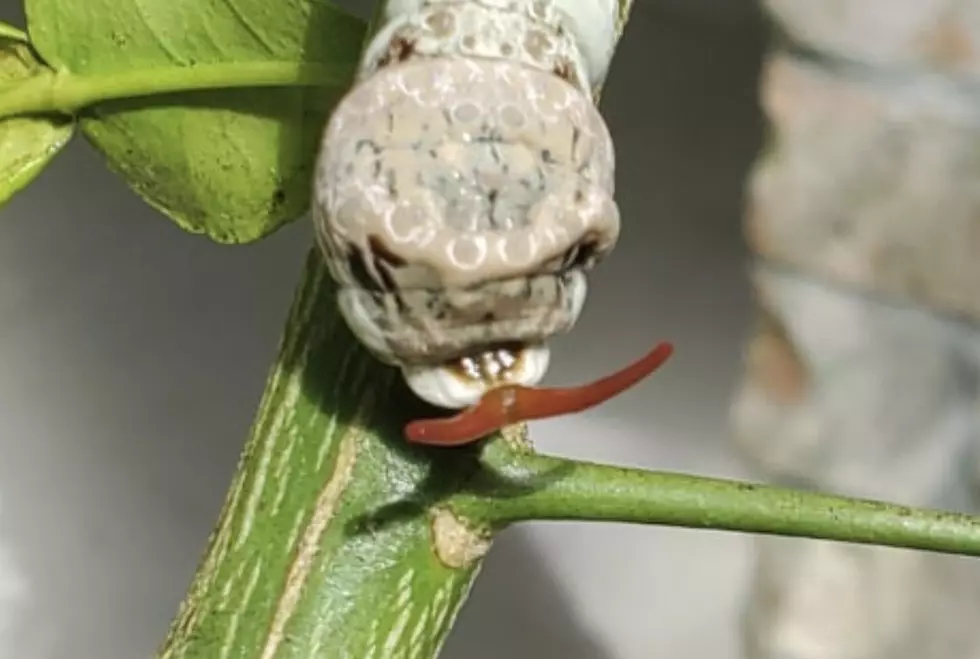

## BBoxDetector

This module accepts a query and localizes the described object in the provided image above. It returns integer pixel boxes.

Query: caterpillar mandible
[312,0,673,445]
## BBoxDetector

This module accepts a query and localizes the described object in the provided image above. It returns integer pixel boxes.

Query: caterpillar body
[312,0,673,445]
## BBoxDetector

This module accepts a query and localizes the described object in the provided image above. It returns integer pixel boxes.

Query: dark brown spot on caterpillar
[553,59,574,84]
[345,245,378,292]
[368,235,406,268]
[369,234,406,291]
[377,35,418,68]
[562,233,601,271]
[391,290,410,314]
[344,235,407,292]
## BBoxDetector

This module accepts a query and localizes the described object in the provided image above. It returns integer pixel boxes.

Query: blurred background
[0,1,769,657]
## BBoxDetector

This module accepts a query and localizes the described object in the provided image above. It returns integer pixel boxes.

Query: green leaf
[23,0,366,243]
[0,35,74,208]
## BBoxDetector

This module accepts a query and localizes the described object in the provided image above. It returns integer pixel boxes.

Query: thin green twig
[0,60,356,119]
[0,22,27,42]
[451,450,980,557]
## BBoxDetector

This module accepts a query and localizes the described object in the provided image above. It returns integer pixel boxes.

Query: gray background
[0,1,768,657]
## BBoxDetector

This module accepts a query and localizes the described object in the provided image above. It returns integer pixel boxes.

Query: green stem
[0,60,356,118]
[158,250,492,659]
[453,452,980,557]
[0,22,28,43]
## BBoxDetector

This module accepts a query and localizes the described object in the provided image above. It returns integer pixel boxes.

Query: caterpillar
[312,0,673,445]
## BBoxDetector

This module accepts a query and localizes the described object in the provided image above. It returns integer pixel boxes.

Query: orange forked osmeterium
[404,341,675,446]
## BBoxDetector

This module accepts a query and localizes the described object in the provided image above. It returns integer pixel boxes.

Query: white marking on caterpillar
[313,0,622,409]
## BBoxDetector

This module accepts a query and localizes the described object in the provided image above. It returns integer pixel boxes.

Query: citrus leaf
[23,0,366,243]
[0,35,74,209]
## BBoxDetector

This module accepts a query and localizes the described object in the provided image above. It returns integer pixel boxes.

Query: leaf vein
[218,0,277,55]
[132,0,186,63]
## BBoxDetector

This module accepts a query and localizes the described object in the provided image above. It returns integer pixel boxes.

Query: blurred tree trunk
[731,3,980,658]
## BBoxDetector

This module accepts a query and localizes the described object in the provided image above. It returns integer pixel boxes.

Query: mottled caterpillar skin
[312,0,623,409]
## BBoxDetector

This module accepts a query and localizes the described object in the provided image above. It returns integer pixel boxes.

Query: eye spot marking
[452,102,481,123]
[523,30,553,61]
[529,0,548,19]
[447,235,489,270]
[424,10,455,37]
[386,202,437,246]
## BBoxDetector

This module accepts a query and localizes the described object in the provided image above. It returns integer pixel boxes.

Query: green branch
[452,450,980,557]
[0,60,356,119]
[158,250,494,659]
[158,245,980,659]
[0,21,28,42]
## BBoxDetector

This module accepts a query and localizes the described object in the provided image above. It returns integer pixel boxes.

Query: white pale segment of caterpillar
[312,0,623,410]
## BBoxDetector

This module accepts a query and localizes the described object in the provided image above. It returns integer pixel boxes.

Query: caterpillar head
[313,56,619,411]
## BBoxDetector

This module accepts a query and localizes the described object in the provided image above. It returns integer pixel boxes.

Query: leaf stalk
[0,61,356,119]
[453,449,980,557]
